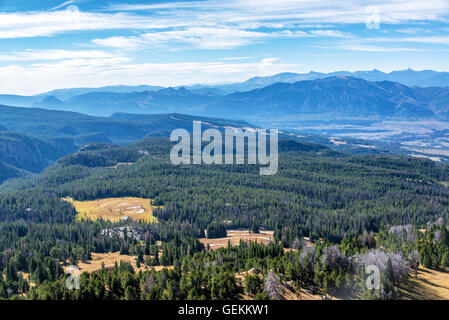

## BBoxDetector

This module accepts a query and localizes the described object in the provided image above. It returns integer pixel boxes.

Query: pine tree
[5,263,18,283]
[264,271,282,300]
[251,224,260,234]
[385,258,395,285]
[441,252,448,268]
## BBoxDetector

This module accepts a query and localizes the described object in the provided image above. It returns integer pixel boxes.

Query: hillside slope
[0,106,260,183]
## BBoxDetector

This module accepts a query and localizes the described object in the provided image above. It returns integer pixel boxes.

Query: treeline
[25,236,419,300]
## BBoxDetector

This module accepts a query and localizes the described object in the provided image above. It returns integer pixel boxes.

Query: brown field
[70,252,173,273]
[200,229,274,250]
[401,267,449,300]
[64,197,160,223]
[110,162,134,169]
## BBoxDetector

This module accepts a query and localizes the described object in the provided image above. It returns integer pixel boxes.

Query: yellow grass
[110,162,134,169]
[64,197,160,223]
[200,229,274,250]
[68,252,173,273]
[401,267,449,300]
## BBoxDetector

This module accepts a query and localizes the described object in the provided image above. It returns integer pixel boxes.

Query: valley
[3,73,449,168]
[1,73,449,302]
[273,119,449,162]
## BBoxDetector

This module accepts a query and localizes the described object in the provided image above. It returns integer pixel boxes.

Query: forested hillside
[0,105,254,144]
[1,137,449,300]
[0,132,78,183]
[0,106,257,184]
[0,161,26,183]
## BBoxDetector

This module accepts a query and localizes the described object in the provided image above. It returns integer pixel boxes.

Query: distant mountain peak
[157,87,193,96]
[33,95,66,108]
[41,95,63,103]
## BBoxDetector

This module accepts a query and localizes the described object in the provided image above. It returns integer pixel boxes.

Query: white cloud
[0,49,117,61]
[1,0,448,40]
[91,36,145,49]
[50,0,78,11]
[219,57,252,61]
[375,36,449,45]
[261,58,278,66]
[140,27,271,49]
[0,11,179,39]
[92,27,351,51]
[0,0,447,94]
[106,0,449,24]
[308,30,350,37]
[93,27,272,50]
[333,44,424,52]
[0,58,301,95]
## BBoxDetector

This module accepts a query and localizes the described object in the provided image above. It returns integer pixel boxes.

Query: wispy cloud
[93,27,272,50]
[0,11,176,39]
[0,57,301,95]
[92,27,351,50]
[50,0,78,11]
[219,57,252,61]
[0,0,448,93]
[1,0,448,40]
[0,49,116,61]
[105,0,449,24]
[375,36,449,45]
[332,44,425,52]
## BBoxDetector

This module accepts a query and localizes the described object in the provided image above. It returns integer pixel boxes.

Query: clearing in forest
[200,229,274,250]
[64,197,160,223]
[401,267,449,300]
[67,252,173,273]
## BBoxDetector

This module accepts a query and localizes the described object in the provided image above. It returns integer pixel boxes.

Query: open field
[69,252,173,273]
[109,162,134,169]
[64,197,160,223]
[200,229,274,250]
[401,267,449,300]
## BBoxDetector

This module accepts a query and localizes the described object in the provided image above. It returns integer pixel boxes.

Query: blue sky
[0,0,448,94]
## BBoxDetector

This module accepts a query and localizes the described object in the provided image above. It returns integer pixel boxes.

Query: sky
[0,0,448,95]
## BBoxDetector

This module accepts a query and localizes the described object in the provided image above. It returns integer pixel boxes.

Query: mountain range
[203,76,445,120]
[3,76,446,121]
[203,68,449,94]
[1,68,449,110]
[32,87,217,116]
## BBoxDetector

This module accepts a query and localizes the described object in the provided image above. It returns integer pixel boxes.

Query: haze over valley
[2,69,449,166]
